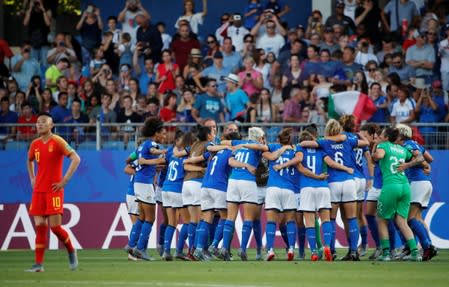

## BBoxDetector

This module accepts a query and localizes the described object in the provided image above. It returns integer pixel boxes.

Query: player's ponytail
[298,130,314,142]
[324,119,342,136]
[339,115,356,133]
[278,128,293,145]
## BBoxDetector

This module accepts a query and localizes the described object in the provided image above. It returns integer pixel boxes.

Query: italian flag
[328,91,377,122]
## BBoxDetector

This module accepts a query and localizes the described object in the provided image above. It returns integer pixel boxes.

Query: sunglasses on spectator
[245,40,253,43]
[209,84,217,88]
[207,40,215,44]
[368,68,376,72]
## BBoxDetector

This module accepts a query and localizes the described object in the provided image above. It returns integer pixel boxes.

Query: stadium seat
[76,141,97,150]
[102,141,125,150]
[5,141,29,150]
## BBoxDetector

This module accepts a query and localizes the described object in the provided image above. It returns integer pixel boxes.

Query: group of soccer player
[120,115,438,263]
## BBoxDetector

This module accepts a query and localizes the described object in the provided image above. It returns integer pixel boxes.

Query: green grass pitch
[1,249,448,287]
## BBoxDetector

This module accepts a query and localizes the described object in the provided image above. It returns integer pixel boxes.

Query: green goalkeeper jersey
[377,141,412,185]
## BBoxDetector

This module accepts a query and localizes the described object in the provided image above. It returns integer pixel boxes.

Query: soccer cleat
[208,245,220,258]
[128,253,139,261]
[25,264,44,272]
[317,246,324,260]
[203,249,213,261]
[324,246,333,262]
[393,247,410,260]
[124,244,134,255]
[255,247,263,261]
[358,245,367,257]
[377,254,392,262]
[134,248,154,261]
[156,244,164,257]
[187,252,197,261]
[350,251,360,261]
[220,247,231,261]
[295,252,305,261]
[311,252,319,261]
[265,249,275,261]
[174,252,191,261]
[237,248,248,261]
[403,253,422,262]
[422,245,438,261]
[369,248,382,260]
[68,249,78,271]
[162,251,173,261]
[340,250,352,261]
[193,249,205,261]
[287,248,294,261]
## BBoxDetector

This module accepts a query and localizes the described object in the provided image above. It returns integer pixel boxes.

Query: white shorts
[257,186,267,205]
[299,187,332,212]
[126,194,139,215]
[295,193,301,211]
[155,186,163,204]
[182,180,202,206]
[366,187,381,201]
[134,182,156,204]
[226,179,258,204]
[410,181,433,208]
[201,188,227,211]
[264,187,297,212]
[354,177,367,201]
[162,191,183,208]
[329,179,357,203]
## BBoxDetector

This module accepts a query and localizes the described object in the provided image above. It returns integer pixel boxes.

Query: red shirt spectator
[170,23,200,71]
[17,102,37,140]
[156,50,180,94]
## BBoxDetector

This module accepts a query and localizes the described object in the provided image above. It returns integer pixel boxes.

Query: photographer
[47,33,78,66]
[11,42,40,92]
[416,87,439,147]
[76,3,103,66]
[251,9,286,40]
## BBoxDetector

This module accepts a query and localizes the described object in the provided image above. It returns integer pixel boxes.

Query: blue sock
[188,222,197,252]
[158,223,167,247]
[197,221,210,249]
[240,220,253,252]
[306,227,317,252]
[297,227,306,256]
[322,221,332,247]
[137,221,153,250]
[286,221,296,249]
[348,217,359,252]
[209,215,219,243]
[223,220,235,250]
[279,224,289,247]
[360,225,368,247]
[408,219,431,249]
[253,219,262,250]
[212,219,225,247]
[163,225,176,253]
[265,221,276,251]
[128,219,143,248]
[194,220,204,249]
[388,220,396,250]
[176,223,189,254]
[366,215,380,248]
[330,219,336,253]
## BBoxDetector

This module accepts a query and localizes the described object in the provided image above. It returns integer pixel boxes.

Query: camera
[24,48,30,53]
[361,41,369,48]
[86,5,94,13]
[246,72,251,77]
[265,14,272,20]
[59,41,65,47]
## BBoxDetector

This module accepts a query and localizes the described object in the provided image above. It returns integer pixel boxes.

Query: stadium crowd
[0,0,449,147]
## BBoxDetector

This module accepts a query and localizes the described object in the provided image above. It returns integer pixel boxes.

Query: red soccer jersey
[28,134,74,193]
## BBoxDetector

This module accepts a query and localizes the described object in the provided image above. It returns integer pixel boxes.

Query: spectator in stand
[388,52,415,84]
[364,60,379,85]
[320,27,340,54]
[69,98,89,145]
[89,48,106,76]
[429,80,447,122]
[406,30,435,85]
[133,52,156,96]
[350,70,369,94]
[277,39,303,75]
[203,35,220,67]
[192,79,225,123]
[354,0,382,46]
[47,33,78,66]
[0,96,18,142]
[45,58,70,93]
[227,14,250,53]
[156,49,180,97]
[51,76,68,103]
[355,38,379,67]
[221,37,242,73]
[10,91,26,115]
[415,87,439,146]
[183,49,203,84]
[325,0,356,35]
[66,81,79,109]
[90,93,117,135]
[171,24,201,72]
[336,47,363,87]
[368,82,389,123]
[117,0,151,44]
[16,101,37,141]
[282,54,303,88]
[39,88,57,113]
[224,73,249,121]
[76,3,103,66]
[145,82,158,102]
[381,0,419,39]
[173,75,186,101]
[104,79,120,113]
[11,42,40,92]
[136,13,163,64]
[238,56,263,98]
[390,84,416,123]
[157,22,172,50]
[215,13,232,45]
[306,10,324,39]
[117,95,143,143]
[119,63,132,91]
[26,75,43,113]
[254,48,272,90]
[301,45,321,85]
[50,92,72,137]
[264,0,291,19]
[258,88,278,122]
[283,87,303,123]
[23,0,52,65]
[177,89,196,124]
[426,28,440,81]
[194,51,231,95]
[117,33,134,68]
[159,92,178,123]
[253,18,285,58]
[244,0,263,30]
[438,23,449,95]
[174,0,208,36]
[106,16,121,45]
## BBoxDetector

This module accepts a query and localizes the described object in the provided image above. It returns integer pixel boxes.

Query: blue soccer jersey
[162,151,186,194]
[134,139,160,184]
[127,160,138,196]
[266,143,298,191]
[403,139,430,182]
[202,149,233,191]
[344,132,368,179]
[229,140,262,181]
[300,148,328,188]
[317,137,357,183]
[158,147,173,188]
[373,162,383,189]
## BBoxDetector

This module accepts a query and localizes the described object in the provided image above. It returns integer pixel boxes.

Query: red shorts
[29,191,64,216]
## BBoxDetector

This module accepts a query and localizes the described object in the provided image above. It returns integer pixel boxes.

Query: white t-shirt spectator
[175,13,204,35]
[256,34,285,57]
[122,10,140,43]
[161,33,172,50]
[227,26,249,53]
[355,51,379,67]
[391,98,416,123]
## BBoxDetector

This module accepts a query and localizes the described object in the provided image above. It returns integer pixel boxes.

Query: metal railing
[1,122,448,150]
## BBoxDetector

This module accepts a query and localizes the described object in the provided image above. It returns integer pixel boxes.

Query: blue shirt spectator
[0,97,18,136]
[11,45,40,92]
[192,80,225,123]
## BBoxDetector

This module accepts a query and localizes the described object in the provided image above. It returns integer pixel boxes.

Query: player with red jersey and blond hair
[25,112,81,272]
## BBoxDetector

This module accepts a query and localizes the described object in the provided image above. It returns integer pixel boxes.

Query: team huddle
[122,116,438,262]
